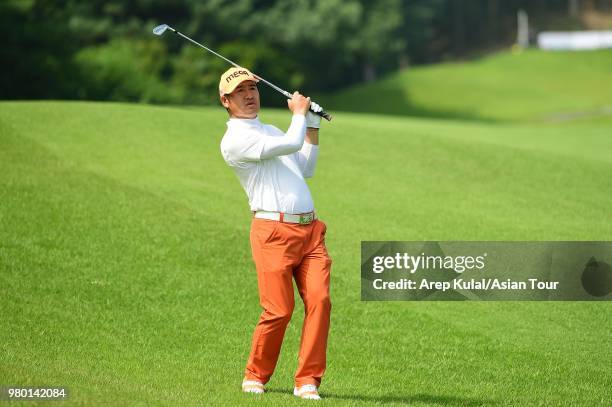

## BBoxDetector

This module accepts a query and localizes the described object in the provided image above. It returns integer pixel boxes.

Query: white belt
[254,210,316,225]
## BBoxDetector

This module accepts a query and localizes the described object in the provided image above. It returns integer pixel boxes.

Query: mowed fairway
[325,49,612,122]
[1,101,611,406]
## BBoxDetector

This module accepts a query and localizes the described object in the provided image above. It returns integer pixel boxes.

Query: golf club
[153,24,332,121]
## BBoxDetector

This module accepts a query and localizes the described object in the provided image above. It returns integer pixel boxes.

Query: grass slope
[1,101,611,405]
[324,49,612,122]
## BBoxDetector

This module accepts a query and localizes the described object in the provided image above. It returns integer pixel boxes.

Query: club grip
[313,107,333,121]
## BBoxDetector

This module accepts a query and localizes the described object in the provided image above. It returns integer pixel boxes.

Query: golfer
[219,67,331,400]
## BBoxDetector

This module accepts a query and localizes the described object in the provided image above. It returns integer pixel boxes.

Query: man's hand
[287,91,310,116]
[306,101,323,129]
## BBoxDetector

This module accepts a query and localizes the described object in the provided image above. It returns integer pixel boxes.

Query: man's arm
[305,128,319,146]
[296,105,323,177]
[259,114,307,159]
[257,91,311,160]
[225,92,316,163]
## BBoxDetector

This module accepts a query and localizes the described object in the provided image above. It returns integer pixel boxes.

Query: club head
[152,24,170,36]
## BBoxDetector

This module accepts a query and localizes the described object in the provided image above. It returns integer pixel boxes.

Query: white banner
[538,31,612,50]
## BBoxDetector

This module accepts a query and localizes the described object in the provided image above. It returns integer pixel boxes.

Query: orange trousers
[245,217,332,388]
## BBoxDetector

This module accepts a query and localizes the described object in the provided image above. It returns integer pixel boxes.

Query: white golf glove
[306,101,323,129]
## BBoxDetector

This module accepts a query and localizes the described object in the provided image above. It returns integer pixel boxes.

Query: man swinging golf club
[219,67,332,401]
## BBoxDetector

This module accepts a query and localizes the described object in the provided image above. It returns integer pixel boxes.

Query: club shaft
[175,31,291,98]
[170,28,331,121]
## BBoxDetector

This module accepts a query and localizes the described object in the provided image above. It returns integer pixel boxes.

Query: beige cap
[219,67,259,95]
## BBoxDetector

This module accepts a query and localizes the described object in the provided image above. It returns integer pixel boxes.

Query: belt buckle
[299,213,313,224]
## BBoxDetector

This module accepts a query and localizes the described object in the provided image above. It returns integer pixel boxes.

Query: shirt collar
[227,116,262,129]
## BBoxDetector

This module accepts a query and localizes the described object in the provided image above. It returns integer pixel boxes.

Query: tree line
[1,0,610,106]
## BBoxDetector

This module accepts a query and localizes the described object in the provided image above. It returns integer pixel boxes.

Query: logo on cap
[226,70,250,83]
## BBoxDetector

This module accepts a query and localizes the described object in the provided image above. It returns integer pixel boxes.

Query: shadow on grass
[266,388,496,405]
[329,102,496,123]
[315,78,501,124]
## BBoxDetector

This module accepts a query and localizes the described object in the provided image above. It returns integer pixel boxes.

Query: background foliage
[1,0,612,106]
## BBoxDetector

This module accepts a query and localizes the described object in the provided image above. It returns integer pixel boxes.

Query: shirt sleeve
[223,114,306,163]
[259,114,307,160]
[294,142,319,178]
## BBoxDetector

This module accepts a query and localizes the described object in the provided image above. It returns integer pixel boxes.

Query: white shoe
[293,384,321,400]
[242,377,264,394]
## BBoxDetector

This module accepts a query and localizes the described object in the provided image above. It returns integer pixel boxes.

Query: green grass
[323,49,612,122]
[1,101,611,405]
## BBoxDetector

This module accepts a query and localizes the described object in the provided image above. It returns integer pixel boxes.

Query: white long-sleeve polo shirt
[220,114,319,214]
